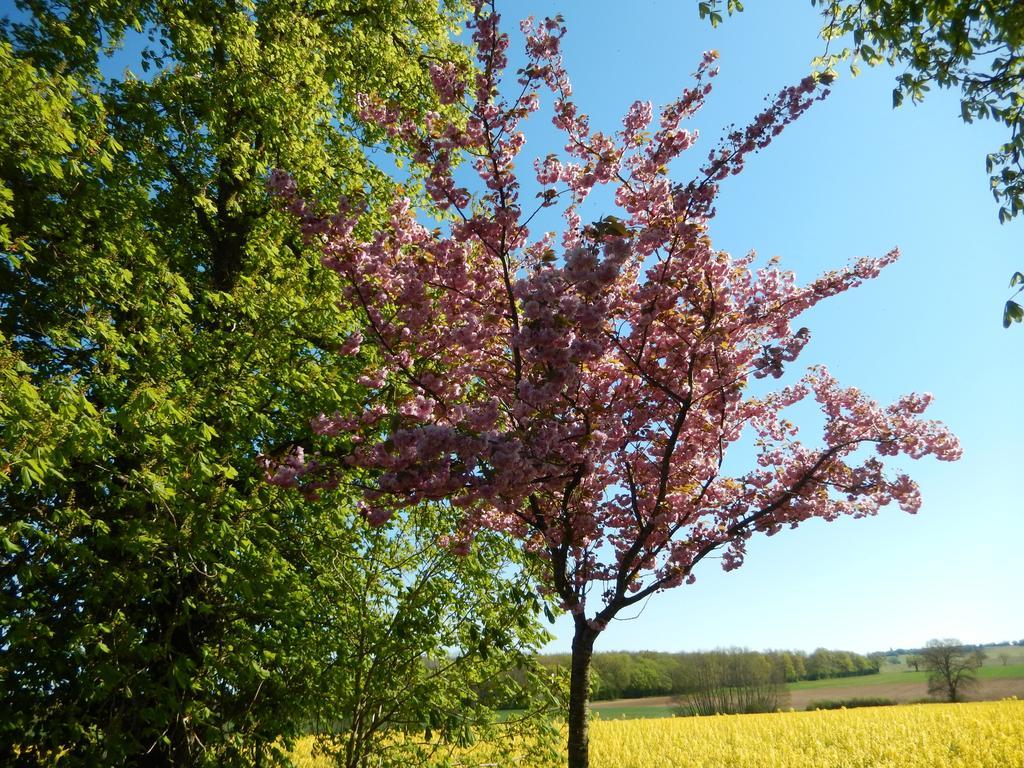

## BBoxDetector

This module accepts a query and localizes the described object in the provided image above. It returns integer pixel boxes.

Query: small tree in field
[922,639,984,702]
[267,4,961,765]
[676,649,789,716]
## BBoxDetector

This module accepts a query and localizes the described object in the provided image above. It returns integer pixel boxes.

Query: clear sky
[489,1,1023,656]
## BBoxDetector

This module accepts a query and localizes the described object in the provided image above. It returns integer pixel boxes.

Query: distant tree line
[537,647,883,701]
[887,639,1020,656]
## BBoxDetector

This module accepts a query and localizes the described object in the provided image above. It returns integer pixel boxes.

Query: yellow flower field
[588,699,1024,768]
[292,699,1024,767]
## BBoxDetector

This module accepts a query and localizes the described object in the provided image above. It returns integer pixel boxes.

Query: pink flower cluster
[266,1,960,631]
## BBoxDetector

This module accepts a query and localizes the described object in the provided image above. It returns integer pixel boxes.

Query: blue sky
[492,1,1023,655]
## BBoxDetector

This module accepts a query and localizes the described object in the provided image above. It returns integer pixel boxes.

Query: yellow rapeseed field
[292,699,1024,767]
[588,699,1024,768]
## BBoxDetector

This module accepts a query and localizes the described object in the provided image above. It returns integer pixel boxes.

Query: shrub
[806,697,897,711]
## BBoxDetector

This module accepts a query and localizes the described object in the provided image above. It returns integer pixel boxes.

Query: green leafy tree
[590,654,631,701]
[791,651,808,681]
[832,651,856,676]
[805,648,836,680]
[622,656,674,699]
[1,2,559,765]
[296,510,559,768]
[772,652,799,683]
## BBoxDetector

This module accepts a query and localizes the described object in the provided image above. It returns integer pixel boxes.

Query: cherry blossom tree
[266,4,961,765]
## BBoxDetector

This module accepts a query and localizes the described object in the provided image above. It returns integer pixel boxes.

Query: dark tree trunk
[567,620,598,768]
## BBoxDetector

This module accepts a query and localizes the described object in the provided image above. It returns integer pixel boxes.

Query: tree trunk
[567,620,598,768]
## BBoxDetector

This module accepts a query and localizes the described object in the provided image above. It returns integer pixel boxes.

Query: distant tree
[799,648,878,679]
[771,651,799,683]
[921,639,984,702]
[806,648,836,680]
[675,650,789,716]
[592,653,633,701]
[791,651,808,681]
[906,654,922,672]
[973,647,988,667]
[852,653,873,674]
[833,651,857,677]
[624,656,674,698]
[998,652,1011,666]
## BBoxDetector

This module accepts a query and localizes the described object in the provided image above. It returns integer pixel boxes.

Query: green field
[788,663,1024,690]
[592,705,677,720]
[978,662,1024,679]
[786,670,928,691]
[582,656,1024,720]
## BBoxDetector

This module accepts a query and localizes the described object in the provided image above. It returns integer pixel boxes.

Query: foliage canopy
[0,1,558,765]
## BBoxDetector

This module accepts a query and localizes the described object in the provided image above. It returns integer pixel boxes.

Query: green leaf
[1003,300,1023,328]
[589,215,632,238]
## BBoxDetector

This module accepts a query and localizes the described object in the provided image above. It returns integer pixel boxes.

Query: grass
[787,670,927,691]
[979,662,1024,679]
[592,705,677,719]
[787,662,1024,691]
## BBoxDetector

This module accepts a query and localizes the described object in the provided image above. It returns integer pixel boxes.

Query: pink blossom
[429,62,465,105]
[266,1,959,642]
